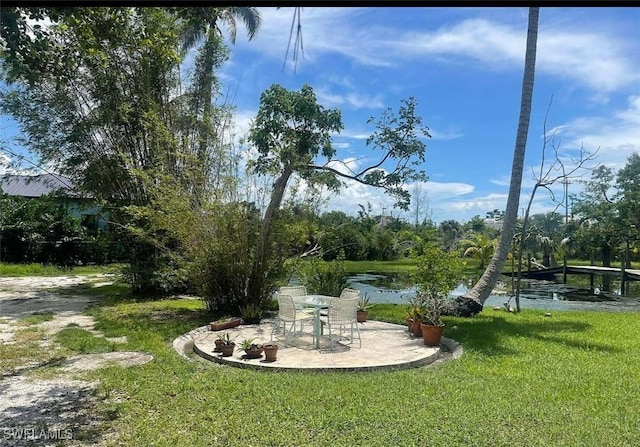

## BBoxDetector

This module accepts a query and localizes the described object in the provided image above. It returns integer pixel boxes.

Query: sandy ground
[0,275,152,446]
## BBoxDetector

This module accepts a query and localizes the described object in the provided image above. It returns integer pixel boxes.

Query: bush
[414,243,462,301]
[294,256,349,296]
[190,202,288,313]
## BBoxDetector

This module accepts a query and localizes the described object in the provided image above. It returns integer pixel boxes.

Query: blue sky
[217,6,640,223]
[2,6,639,224]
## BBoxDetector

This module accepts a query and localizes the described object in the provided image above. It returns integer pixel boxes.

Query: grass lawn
[72,293,640,446]
[0,262,123,277]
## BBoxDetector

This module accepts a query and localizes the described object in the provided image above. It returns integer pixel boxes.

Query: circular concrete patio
[176,319,461,372]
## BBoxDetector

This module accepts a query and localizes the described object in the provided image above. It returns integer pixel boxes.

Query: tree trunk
[248,164,294,303]
[193,31,217,207]
[447,7,539,317]
[602,244,612,292]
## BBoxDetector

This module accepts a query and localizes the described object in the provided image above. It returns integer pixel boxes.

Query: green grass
[75,293,640,447]
[0,327,67,374]
[344,258,420,273]
[55,326,118,354]
[345,259,483,279]
[15,311,55,326]
[0,262,124,277]
[4,268,639,445]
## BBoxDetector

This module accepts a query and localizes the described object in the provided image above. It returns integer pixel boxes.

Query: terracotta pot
[263,343,278,362]
[244,347,264,359]
[420,323,444,347]
[357,310,368,323]
[407,318,422,337]
[214,339,224,352]
[210,317,242,331]
[219,343,235,357]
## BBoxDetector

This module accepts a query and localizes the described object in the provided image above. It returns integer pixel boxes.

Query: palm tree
[459,233,497,270]
[180,7,261,48]
[175,7,262,204]
[451,7,539,317]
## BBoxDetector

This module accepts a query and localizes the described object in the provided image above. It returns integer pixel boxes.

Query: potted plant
[404,295,424,337]
[262,342,279,362]
[357,294,373,323]
[210,316,242,331]
[418,292,448,346]
[217,332,236,357]
[239,303,262,325]
[239,338,264,359]
[414,244,462,346]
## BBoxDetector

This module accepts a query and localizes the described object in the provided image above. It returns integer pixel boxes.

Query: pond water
[349,272,640,313]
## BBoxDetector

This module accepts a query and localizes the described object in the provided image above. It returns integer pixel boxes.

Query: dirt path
[0,275,151,446]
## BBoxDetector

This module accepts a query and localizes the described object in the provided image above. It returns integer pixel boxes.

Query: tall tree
[572,166,621,270]
[616,152,640,250]
[175,7,261,204]
[243,83,429,306]
[451,7,539,316]
[0,7,233,293]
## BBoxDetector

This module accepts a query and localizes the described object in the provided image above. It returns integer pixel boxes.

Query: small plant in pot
[413,243,462,346]
[239,338,264,359]
[239,303,262,325]
[357,294,373,323]
[405,295,425,337]
[210,316,242,332]
[217,332,236,357]
[418,292,449,346]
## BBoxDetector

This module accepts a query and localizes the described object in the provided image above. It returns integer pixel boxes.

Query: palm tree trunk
[448,7,539,317]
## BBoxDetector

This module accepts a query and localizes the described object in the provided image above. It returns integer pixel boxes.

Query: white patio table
[293,294,333,349]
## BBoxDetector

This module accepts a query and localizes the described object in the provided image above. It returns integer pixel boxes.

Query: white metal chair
[319,287,359,319]
[280,285,314,314]
[271,293,314,347]
[340,287,360,299]
[321,296,361,350]
[279,285,307,297]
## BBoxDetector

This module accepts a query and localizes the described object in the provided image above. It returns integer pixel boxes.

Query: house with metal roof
[1,174,107,232]
[0,174,75,198]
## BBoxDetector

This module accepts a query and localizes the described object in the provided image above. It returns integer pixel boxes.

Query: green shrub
[190,202,288,313]
[294,257,349,296]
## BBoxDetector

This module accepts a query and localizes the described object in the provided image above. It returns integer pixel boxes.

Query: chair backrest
[340,288,359,299]
[279,286,307,297]
[328,296,358,325]
[276,293,298,322]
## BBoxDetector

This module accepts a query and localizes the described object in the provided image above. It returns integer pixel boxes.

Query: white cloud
[429,127,464,140]
[423,180,474,198]
[238,7,388,67]
[315,86,384,110]
[538,29,639,93]
[337,129,370,140]
[245,8,639,95]
[394,18,639,93]
[231,109,256,139]
[555,95,640,171]
[394,19,524,66]
[324,157,360,176]
[0,152,10,175]
[426,191,536,223]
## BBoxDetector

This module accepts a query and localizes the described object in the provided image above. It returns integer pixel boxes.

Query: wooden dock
[503,265,640,281]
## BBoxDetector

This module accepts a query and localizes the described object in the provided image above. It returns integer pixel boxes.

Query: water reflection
[348,272,640,313]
